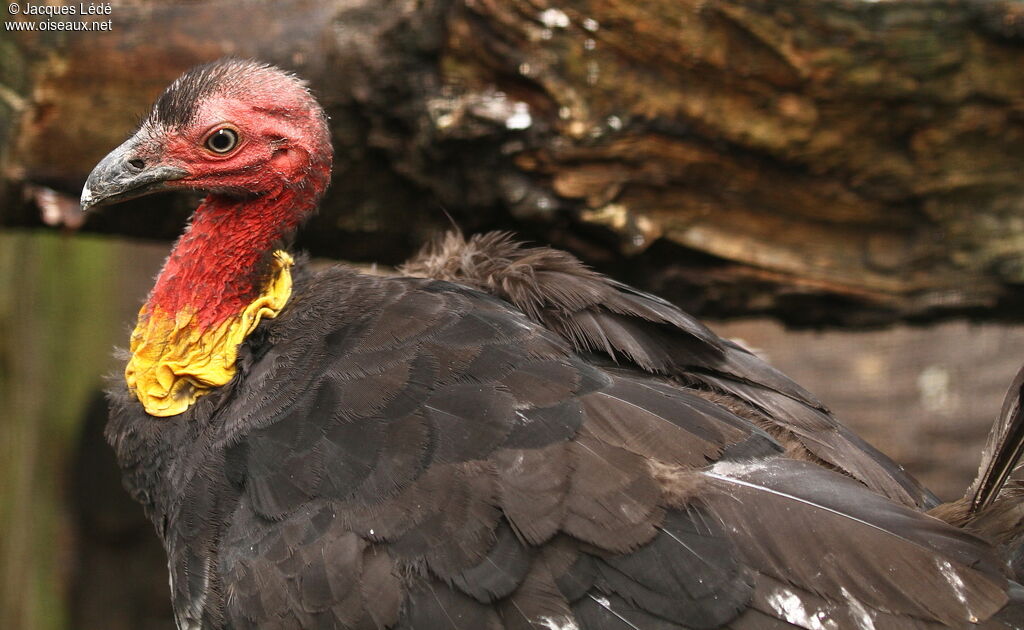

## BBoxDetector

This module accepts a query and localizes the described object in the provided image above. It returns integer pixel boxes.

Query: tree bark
[4,0,1024,324]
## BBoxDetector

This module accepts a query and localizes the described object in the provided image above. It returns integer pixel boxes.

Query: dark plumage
[86,59,1024,629]
[401,232,937,509]
[106,265,1020,629]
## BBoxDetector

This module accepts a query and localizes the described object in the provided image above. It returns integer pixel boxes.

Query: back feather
[401,231,937,509]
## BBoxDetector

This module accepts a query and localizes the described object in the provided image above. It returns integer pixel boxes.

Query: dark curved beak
[80,136,188,211]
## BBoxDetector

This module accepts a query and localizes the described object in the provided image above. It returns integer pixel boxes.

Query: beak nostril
[128,158,145,171]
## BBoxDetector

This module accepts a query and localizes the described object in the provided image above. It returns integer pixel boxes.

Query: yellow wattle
[125,250,294,417]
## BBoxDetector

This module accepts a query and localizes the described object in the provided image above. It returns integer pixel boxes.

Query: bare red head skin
[82,59,334,329]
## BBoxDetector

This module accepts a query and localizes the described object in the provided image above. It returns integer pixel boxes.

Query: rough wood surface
[5,0,1024,324]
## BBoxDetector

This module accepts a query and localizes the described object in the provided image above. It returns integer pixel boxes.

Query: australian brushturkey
[81,59,1024,629]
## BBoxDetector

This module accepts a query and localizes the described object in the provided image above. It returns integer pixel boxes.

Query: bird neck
[127,187,318,417]
[150,192,305,326]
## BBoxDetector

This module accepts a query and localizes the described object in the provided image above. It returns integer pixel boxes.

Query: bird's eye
[205,128,239,154]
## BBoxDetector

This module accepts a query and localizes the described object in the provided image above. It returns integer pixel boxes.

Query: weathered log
[4,0,1024,324]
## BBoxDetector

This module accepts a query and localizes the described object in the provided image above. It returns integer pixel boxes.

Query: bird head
[82,60,334,417]
[80,58,333,212]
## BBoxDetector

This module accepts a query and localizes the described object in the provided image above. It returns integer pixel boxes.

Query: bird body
[83,59,1024,629]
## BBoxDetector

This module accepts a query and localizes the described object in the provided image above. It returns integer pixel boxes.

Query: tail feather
[933,363,1024,571]
[969,365,1024,517]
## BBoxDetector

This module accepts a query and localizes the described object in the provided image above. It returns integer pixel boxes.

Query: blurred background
[4,0,1024,628]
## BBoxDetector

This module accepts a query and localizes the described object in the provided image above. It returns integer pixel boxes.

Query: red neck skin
[146,176,324,331]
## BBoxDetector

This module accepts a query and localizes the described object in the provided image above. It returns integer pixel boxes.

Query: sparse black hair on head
[148,58,307,128]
